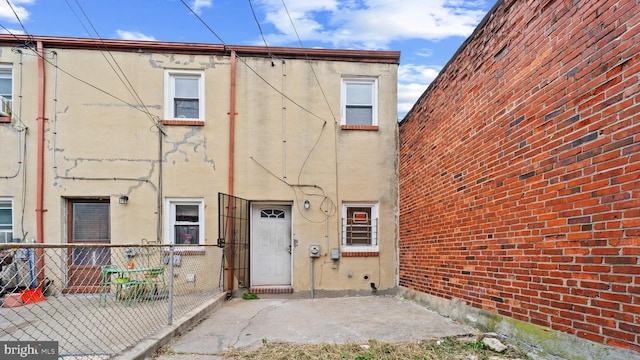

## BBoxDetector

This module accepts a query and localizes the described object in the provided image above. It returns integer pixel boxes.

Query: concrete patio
[149,295,477,359]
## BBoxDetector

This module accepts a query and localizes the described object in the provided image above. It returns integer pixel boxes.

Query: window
[165,198,204,246]
[341,78,378,127]
[341,203,378,250]
[164,70,204,121]
[0,64,12,118]
[261,209,285,218]
[0,199,13,243]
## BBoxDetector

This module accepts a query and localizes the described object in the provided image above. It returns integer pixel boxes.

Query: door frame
[249,202,293,287]
[65,198,111,293]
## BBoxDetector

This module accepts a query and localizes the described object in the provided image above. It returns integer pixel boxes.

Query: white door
[251,205,292,286]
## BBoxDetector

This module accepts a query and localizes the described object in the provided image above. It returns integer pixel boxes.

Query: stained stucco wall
[0,40,399,294]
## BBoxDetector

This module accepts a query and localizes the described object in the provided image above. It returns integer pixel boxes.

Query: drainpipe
[35,41,46,285]
[226,50,237,296]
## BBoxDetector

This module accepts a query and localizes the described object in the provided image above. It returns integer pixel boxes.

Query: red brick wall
[399,0,639,352]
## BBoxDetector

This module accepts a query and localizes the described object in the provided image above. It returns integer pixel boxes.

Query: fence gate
[218,193,250,295]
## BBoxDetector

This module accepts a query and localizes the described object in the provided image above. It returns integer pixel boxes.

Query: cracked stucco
[164,127,216,171]
[146,53,227,69]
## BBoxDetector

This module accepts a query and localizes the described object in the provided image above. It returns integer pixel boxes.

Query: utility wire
[250,156,336,223]
[244,0,336,197]
[0,24,161,126]
[179,0,226,45]
[2,32,161,126]
[65,0,163,132]
[281,0,335,123]
[179,0,329,125]
[4,0,35,45]
[278,0,337,183]
[68,0,145,111]
[248,0,271,53]
[182,0,339,211]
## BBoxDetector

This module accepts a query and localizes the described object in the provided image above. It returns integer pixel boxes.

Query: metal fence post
[167,244,174,325]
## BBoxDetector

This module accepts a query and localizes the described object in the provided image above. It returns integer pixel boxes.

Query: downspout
[157,126,163,244]
[35,41,46,285]
[226,50,237,296]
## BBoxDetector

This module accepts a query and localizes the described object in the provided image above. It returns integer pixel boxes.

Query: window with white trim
[164,70,204,121]
[341,203,378,250]
[0,64,12,117]
[165,198,204,245]
[0,198,13,243]
[341,78,378,126]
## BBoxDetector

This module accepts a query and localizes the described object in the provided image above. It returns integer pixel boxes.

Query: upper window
[341,202,378,250]
[165,198,204,246]
[341,78,378,127]
[0,65,12,118]
[0,199,13,243]
[164,70,204,121]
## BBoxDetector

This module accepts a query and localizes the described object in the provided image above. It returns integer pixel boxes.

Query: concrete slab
[153,295,477,359]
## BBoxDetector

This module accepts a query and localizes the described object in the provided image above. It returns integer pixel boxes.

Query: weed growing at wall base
[222,336,531,359]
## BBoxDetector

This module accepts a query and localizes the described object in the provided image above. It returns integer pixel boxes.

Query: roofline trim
[0,34,400,64]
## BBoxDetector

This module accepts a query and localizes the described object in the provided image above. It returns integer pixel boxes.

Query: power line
[181,0,338,192]
[0,25,162,125]
[280,0,336,123]
[65,0,163,131]
[179,0,226,45]
[248,0,271,51]
[4,0,35,45]
[279,0,338,184]
[179,0,330,125]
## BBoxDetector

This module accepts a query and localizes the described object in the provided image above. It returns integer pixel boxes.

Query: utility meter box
[309,245,321,257]
[331,249,340,260]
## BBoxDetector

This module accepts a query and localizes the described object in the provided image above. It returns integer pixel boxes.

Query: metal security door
[67,200,111,293]
[250,205,292,286]
[218,193,250,294]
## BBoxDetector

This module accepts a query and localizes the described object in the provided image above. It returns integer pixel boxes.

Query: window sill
[162,119,205,126]
[341,125,378,131]
[342,251,379,257]
[0,116,11,123]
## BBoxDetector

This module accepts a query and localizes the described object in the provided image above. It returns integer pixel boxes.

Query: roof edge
[0,34,400,64]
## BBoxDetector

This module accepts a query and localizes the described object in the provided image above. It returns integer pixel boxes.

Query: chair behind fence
[0,242,224,358]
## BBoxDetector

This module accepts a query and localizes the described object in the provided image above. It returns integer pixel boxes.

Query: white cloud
[256,0,486,49]
[397,64,441,119]
[116,30,157,41]
[416,48,434,58]
[0,28,24,35]
[251,0,488,117]
[0,0,33,23]
[192,0,213,15]
[398,83,428,119]
[399,64,441,84]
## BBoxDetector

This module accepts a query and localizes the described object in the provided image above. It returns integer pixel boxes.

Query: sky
[0,0,494,120]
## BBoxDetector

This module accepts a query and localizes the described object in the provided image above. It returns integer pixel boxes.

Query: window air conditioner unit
[0,96,11,117]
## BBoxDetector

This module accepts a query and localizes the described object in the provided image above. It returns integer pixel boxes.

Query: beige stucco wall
[0,42,398,294]
[234,56,398,293]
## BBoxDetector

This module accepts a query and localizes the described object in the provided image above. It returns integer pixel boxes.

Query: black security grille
[218,193,250,294]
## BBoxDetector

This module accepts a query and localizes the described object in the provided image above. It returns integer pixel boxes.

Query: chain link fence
[0,243,224,358]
